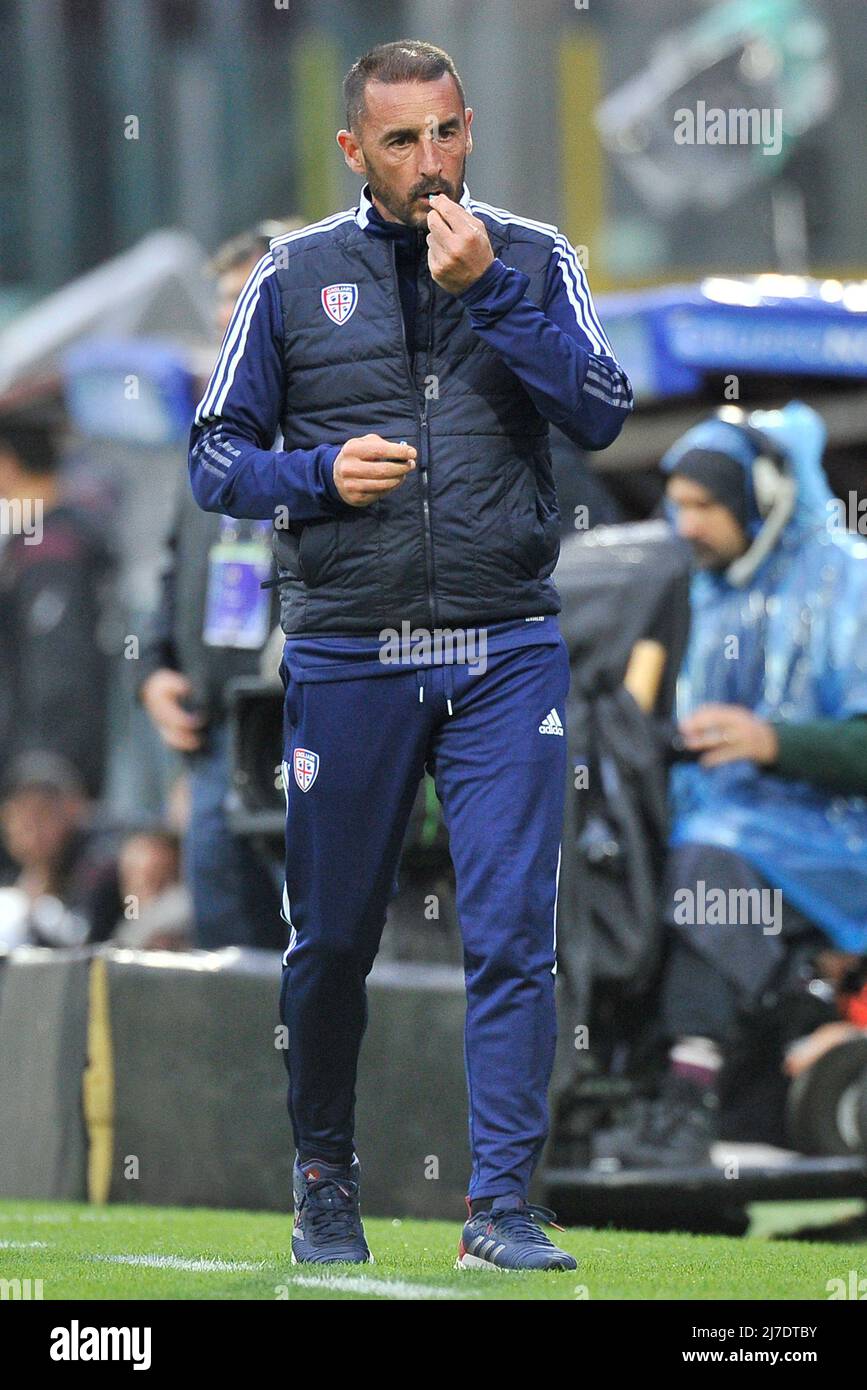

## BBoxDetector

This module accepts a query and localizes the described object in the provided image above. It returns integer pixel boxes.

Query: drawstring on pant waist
[415,665,455,715]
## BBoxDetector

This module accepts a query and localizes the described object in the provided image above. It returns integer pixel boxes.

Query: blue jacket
[189,182,632,635]
[662,403,867,950]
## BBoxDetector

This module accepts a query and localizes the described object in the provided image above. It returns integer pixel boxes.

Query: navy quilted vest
[271,210,561,634]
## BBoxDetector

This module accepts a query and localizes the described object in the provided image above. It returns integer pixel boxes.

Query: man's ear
[465,107,474,155]
[336,129,366,176]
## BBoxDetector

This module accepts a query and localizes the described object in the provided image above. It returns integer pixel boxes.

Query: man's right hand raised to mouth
[332,434,416,507]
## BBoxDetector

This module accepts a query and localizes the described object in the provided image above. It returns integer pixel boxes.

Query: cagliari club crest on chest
[321,283,359,325]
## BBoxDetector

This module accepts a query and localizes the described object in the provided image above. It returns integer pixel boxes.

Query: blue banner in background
[62,338,197,446]
[598,278,867,401]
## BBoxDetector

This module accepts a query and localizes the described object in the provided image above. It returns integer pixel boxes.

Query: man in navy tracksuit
[189,40,632,1271]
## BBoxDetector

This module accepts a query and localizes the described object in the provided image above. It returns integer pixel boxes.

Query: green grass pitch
[0,1199,863,1300]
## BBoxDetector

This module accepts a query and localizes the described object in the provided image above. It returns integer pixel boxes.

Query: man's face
[666,475,749,571]
[0,445,21,500]
[0,788,79,868]
[118,834,178,905]
[337,74,473,228]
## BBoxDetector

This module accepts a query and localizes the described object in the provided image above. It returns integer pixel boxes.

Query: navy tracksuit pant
[277,636,569,1200]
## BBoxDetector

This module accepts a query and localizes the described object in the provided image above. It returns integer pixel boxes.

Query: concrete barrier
[0,947,91,1200]
[0,944,474,1219]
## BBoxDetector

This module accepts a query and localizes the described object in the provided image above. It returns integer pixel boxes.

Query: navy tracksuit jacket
[189,182,632,1199]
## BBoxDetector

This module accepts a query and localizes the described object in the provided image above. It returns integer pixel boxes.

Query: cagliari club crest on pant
[321,283,358,325]
[293,747,320,793]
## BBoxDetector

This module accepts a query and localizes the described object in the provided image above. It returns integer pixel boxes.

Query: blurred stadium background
[2,0,867,1258]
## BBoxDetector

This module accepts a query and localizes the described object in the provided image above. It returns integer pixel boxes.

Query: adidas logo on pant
[538,708,564,736]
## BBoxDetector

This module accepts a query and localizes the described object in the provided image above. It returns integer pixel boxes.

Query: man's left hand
[679,703,780,768]
[426,193,494,295]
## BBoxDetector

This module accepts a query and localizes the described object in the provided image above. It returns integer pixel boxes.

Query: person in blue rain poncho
[593,401,867,1169]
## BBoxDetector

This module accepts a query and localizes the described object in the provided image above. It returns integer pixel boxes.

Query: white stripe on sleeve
[194,253,275,424]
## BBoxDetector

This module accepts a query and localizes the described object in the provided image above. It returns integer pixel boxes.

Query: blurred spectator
[594,402,867,1167]
[0,752,121,947]
[0,414,113,798]
[111,829,193,951]
[137,222,299,950]
[164,772,191,837]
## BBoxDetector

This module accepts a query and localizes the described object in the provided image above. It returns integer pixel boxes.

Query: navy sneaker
[291,1155,373,1265]
[456,1196,577,1271]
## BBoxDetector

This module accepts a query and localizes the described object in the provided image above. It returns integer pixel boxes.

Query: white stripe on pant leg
[280,759,297,965]
[281,886,297,966]
[551,842,562,976]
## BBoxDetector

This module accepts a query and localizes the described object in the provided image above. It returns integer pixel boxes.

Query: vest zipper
[390,242,437,630]
[420,280,439,628]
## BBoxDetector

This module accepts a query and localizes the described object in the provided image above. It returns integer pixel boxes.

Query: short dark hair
[1,750,85,801]
[0,414,57,475]
[343,39,467,133]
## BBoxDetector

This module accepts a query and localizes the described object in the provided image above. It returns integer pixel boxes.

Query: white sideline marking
[287,1274,473,1300]
[0,1212,71,1224]
[90,1254,270,1273]
[92,1258,473,1297]
[0,1236,477,1297]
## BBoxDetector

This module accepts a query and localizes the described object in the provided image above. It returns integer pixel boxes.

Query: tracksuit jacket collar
[355,181,472,237]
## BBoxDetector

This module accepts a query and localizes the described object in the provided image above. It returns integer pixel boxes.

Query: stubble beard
[364,155,467,229]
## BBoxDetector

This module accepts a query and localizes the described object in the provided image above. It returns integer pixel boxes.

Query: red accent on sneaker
[671,1058,718,1088]
[458,1240,466,1258]
[306,1169,320,1180]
